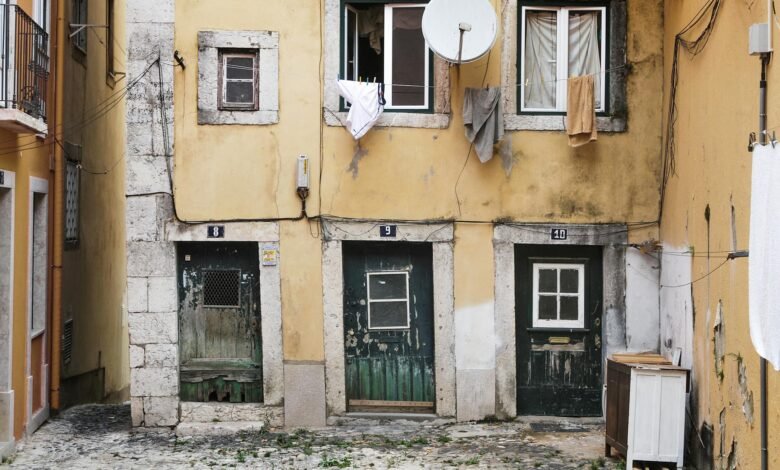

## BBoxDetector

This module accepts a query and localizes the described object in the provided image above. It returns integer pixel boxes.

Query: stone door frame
[322,220,456,420]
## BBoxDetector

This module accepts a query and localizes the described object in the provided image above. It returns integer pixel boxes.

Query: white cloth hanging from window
[749,144,780,370]
[524,11,557,109]
[568,11,602,108]
[337,80,385,140]
[524,10,601,110]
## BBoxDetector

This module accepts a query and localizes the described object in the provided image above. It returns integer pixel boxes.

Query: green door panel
[177,242,263,403]
[515,244,603,417]
[342,242,435,412]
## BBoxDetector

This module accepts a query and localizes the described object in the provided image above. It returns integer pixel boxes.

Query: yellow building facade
[0,0,56,457]
[121,0,669,431]
[661,0,779,467]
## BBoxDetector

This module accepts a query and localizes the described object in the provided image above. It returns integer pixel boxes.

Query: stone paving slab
[1,404,625,469]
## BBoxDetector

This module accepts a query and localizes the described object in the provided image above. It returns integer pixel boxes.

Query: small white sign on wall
[262,244,279,266]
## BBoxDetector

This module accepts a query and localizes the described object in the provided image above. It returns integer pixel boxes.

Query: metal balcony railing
[0,5,49,123]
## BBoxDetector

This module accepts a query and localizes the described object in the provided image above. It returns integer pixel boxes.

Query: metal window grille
[203,269,241,307]
[62,319,73,364]
[65,160,79,241]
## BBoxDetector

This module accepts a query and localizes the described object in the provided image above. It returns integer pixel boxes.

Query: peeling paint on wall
[714,301,724,382]
[736,356,754,425]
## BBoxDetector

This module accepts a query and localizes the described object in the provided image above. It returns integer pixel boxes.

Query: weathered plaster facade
[660,0,780,467]
[116,0,668,430]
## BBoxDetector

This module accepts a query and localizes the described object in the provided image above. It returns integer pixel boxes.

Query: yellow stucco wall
[0,138,50,440]
[59,0,129,402]
[173,0,665,364]
[662,0,779,467]
[0,0,54,441]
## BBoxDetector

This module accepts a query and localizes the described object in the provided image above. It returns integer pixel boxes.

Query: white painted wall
[625,249,661,353]
[455,301,496,421]
[659,244,694,369]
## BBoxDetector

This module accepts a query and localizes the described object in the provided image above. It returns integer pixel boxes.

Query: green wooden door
[177,242,263,403]
[342,242,435,413]
[515,245,603,416]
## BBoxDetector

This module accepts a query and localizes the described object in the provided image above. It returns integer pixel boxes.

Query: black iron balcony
[0,5,48,133]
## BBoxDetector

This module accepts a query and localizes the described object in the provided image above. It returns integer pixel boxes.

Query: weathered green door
[177,242,263,403]
[342,242,435,413]
[515,245,603,416]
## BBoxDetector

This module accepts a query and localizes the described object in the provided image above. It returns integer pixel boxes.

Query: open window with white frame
[520,4,607,113]
[366,271,410,330]
[532,263,585,329]
[343,2,431,110]
[218,50,259,111]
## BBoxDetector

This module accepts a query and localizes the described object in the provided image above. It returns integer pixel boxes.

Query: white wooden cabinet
[625,364,688,469]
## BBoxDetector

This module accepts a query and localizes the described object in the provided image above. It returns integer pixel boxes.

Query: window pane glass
[346,8,358,80]
[391,7,425,106]
[538,295,557,320]
[524,10,557,109]
[370,301,408,328]
[560,296,579,321]
[538,269,557,293]
[560,269,579,293]
[225,81,254,104]
[226,57,254,80]
[369,273,407,300]
[568,11,602,107]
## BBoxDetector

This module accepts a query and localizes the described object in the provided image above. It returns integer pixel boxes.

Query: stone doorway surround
[127,217,284,427]
[493,224,628,418]
[0,168,15,458]
[322,220,456,421]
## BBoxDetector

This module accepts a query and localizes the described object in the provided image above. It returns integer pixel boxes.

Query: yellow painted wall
[173,0,665,363]
[0,135,51,440]
[59,0,128,402]
[662,0,779,467]
[0,0,55,441]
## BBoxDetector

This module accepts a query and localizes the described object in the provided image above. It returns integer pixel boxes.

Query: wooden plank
[610,353,671,365]
[348,399,434,408]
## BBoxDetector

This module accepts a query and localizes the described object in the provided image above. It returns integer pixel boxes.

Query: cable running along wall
[661,0,723,219]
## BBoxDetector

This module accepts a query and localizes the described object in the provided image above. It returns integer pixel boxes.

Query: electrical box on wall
[750,23,772,55]
[297,155,309,190]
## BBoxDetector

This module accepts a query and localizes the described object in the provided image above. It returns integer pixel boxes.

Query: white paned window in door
[521,6,606,112]
[532,263,585,329]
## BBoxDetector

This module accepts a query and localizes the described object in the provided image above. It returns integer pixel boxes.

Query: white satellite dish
[422,0,497,64]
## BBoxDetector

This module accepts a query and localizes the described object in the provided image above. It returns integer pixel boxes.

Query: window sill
[198,109,278,126]
[324,111,450,130]
[504,114,626,133]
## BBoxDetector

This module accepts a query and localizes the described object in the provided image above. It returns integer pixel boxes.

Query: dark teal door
[177,242,263,403]
[342,242,435,413]
[515,245,603,416]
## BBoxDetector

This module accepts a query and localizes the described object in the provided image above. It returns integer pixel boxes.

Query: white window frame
[519,5,607,113]
[532,263,585,329]
[366,271,411,330]
[220,51,258,110]
[343,3,430,111]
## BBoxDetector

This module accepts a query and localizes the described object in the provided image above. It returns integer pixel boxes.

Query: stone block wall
[125,0,178,427]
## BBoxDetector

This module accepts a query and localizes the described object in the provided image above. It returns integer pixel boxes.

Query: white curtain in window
[568,12,602,107]
[524,11,557,110]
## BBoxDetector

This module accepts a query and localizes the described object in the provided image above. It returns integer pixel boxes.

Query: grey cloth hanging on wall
[463,87,504,163]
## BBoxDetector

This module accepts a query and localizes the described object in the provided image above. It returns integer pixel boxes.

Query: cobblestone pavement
[3,404,624,469]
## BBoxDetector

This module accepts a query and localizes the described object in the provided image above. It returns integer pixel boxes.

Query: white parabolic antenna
[422,0,497,64]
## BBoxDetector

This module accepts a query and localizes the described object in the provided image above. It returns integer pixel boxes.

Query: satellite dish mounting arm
[457,22,472,65]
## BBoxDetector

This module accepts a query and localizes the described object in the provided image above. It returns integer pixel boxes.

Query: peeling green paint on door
[177,242,263,403]
[343,242,435,413]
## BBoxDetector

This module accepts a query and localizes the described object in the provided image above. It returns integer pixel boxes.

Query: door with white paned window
[515,245,603,416]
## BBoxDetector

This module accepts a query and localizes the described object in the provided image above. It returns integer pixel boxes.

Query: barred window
[64,160,79,243]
